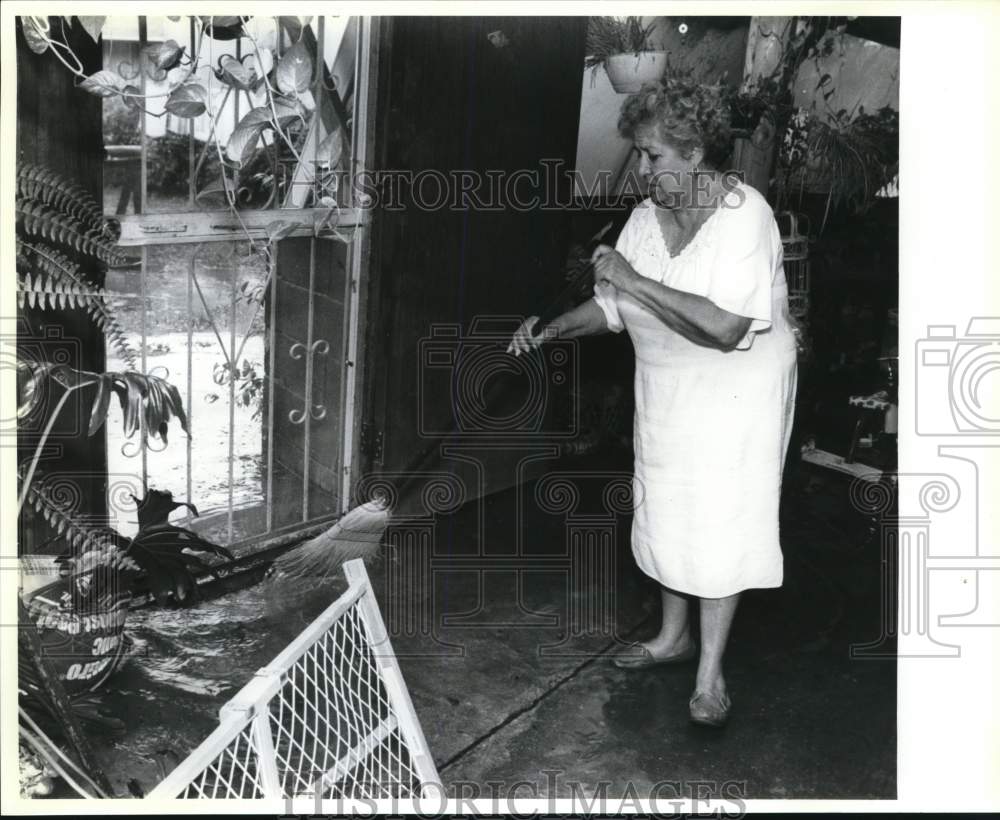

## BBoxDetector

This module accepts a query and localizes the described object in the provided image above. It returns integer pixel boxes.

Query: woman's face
[633,123,701,207]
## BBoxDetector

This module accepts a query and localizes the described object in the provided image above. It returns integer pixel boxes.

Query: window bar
[351,16,363,191]
[139,247,148,493]
[265,248,277,534]
[234,37,242,129]
[138,17,150,492]
[338,16,373,512]
[138,16,148,216]
[188,16,197,210]
[298,18,327,524]
[338,237,356,513]
[228,248,238,545]
[186,252,195,513]
[301,238,318,522]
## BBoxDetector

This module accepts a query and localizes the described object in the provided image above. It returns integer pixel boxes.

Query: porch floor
[381,452,896,800]
[87,451,895,800]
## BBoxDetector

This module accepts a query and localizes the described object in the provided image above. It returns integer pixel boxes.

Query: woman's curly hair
[618,77,734,168]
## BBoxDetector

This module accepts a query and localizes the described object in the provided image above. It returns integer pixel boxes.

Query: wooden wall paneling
[366,17,588,512]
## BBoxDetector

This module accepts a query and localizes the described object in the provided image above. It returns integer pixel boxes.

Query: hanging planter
[604,50,669,94]
[585,16,664,94]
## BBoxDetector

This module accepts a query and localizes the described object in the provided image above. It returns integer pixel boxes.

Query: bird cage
[776,211,811,319]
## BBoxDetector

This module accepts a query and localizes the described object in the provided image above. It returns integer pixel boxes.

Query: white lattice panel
[149,559,438,801]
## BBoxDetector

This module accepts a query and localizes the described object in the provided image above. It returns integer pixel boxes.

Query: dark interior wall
[16,18,108,553]
[364,17,589,509]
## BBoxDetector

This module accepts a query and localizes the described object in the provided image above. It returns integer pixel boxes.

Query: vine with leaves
[19,15,362,261]
[19,13,365,457]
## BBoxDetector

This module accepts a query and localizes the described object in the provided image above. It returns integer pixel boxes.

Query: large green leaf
[17,361,188,444]
[265,220,298,243]
[76,16,106,44]
[165,83,208,119]
[124,492,235,606]
[276,40,313,95]
[195,173,235,207]
[316,126,344,169]
[144,39,184,72]
[79,70,124,98]
[215,55,254,90]
[21,17,49,54]
[225,101,303,163]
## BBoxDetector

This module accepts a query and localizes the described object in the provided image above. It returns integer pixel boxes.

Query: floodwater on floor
[71,464,896,800]
[90,571,350,797]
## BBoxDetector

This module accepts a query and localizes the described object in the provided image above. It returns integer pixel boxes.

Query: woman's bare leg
[642,586,695,657]
[695,593,740,695]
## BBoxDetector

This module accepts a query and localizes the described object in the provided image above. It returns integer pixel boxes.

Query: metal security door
[97,15,376,552]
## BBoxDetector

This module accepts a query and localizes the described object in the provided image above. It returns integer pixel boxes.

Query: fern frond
[16,200,129,267]
[17,272,104,312]
[60,543,141,577]
[17,240,139,369]
[16,162,115,240]
[19,468,119,557]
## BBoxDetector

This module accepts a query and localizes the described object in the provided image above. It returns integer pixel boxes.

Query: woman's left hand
[592,244,639,292]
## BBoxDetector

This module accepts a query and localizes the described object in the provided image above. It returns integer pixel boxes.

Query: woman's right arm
[507,299,609,355]
[551,298,610,339]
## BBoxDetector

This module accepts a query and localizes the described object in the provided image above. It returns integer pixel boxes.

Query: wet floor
[88,456,895,800]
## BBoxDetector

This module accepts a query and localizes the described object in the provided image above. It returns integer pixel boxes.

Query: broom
[268,221,614,584]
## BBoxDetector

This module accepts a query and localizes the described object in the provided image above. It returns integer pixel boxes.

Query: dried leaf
[79,70,124,98]
[165,83,208,118]
[276,40,313,95]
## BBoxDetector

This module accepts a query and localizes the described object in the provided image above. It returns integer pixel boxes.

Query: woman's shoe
[611,641,697,670]
[688,689,732,727]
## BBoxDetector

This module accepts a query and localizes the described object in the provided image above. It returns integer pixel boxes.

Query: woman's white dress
[592,183,798,598]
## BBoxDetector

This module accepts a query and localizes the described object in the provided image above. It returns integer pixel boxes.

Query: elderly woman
[509,78,797,727]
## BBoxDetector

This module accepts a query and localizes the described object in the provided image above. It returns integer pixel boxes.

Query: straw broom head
[267,498,390,583]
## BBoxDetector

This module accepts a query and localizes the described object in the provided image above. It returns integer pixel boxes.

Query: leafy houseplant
[718,19,899,223]
[15,163,236,714]
[585,16,665,94]
[774,104,899,225]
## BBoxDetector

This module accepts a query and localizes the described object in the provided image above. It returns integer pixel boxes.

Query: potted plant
[585,16,665,94]
[774,104,899,227]
[15,163,236,704]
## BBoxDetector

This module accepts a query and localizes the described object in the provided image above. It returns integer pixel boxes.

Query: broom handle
[529,259,596,336]
[388,223,614,501]
[390,262,590,497]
